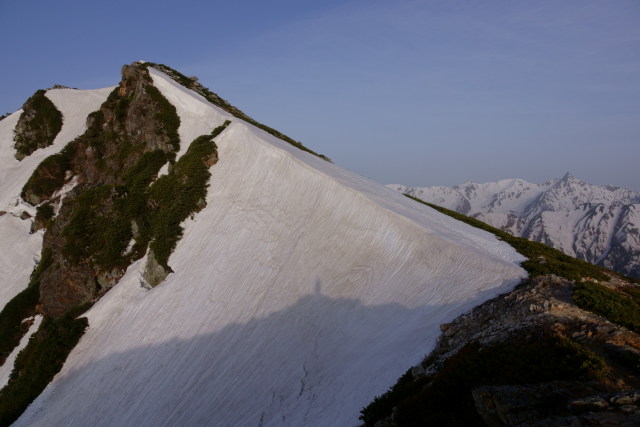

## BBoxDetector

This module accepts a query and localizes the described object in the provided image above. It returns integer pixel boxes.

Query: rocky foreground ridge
[363,275,640,426]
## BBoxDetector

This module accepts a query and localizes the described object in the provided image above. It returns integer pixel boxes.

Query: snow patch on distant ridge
[390,175,640,278]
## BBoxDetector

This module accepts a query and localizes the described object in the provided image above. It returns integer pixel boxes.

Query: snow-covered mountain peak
[560,171,575,182]
[0,62,527,426]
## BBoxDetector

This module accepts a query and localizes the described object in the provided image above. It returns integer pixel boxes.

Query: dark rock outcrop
[142,250,170,288]
[13,90,63,160]
[473,384,640,426]
[30,63,181,317]
[362,275,640,426]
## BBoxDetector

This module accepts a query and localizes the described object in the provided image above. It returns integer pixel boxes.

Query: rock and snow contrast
[0,87,112,309]
[390,175,640,279]
[0,64,528,426]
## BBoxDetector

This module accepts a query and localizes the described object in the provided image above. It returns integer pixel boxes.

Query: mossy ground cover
[59,121,228,274]
[0,304,90,427]
[0,249,52,366]
[14,90,63,159]
[574,281,640,333]
[144,85,180,152]
[20,142,76,205]
[147,121,227,269]
[360,334,607,426]
[35,203,54,223]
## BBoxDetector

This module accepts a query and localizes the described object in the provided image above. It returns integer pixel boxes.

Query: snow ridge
[6,67,527,426]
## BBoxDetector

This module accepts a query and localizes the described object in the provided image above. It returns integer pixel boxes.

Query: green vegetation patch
[0,248,52,366]
[360,334,607,426]
[60,122,228,275]
[35,203,55,223]
[144,85,180,152]
[405,194,610,282]
[0,305,90,427]
[13,90,63,160]
[147,121,228,269]
[61,150,169,272]
[574,281,640,333]
[20,142,76,205]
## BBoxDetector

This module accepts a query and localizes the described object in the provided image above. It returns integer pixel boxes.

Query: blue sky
[1,0,639,190]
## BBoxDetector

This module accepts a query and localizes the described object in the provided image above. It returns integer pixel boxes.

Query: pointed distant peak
[557,172,585,187]
[561,172,575,181]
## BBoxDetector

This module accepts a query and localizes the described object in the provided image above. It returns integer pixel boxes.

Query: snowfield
[9,69,526,426]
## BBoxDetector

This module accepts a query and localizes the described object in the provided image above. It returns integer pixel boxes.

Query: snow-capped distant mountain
[390,174,640,279]
[0,63,526,426]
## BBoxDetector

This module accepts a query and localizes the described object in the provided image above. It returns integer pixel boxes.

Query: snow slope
[391,174,640,278]
[13,69,526,426]
[0,87,111,309]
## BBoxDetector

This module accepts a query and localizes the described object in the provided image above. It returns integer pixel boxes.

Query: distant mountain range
[389,173,640,279]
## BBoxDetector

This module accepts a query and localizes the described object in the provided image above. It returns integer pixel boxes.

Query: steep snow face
[16,70,526,427]
[391,174,640,278]
[0,87,111,308]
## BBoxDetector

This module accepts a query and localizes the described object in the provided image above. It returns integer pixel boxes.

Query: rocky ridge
[364,274,640,426]
[26,63,184,317]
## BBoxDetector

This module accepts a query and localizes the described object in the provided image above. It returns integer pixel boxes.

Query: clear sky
[1,0,639,190]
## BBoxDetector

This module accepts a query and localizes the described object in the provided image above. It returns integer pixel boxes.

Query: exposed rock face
[13,90,63,160]
[142,251,169,288]
[71,64,178,188]
[31,63,181,317]
[419,275,640,375]
[364,274,640,426]
[474,385,640,426]
[38,262,98,318]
